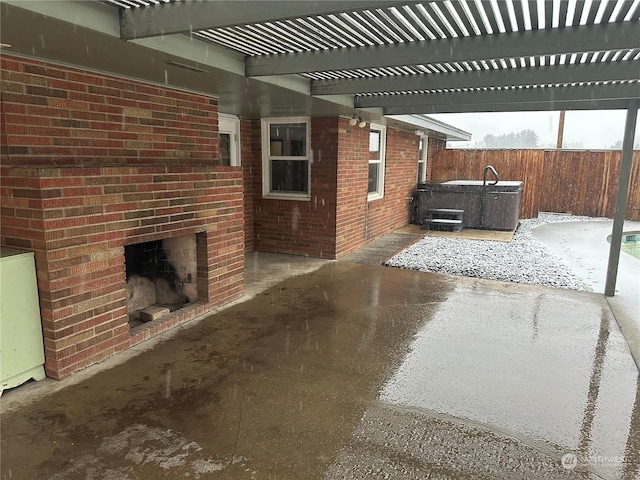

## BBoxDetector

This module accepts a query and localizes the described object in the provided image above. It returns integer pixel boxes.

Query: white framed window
[262,117,311,200]
[368,123,386,201]
[417,136,428,183]
[219,113,240,167]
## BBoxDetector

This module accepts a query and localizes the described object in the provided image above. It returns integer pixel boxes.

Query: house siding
[240,118,256,252]
[335,118,369,257]
[251,117,338,259]
[363,127,420,243]
[249,119,423,259]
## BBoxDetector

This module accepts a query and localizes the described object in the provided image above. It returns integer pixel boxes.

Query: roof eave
[386,114,472,142]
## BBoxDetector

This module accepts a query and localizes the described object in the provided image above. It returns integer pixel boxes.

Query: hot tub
[413,180,524,231]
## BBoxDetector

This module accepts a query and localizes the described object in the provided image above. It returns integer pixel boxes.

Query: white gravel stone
[384,213,607,291]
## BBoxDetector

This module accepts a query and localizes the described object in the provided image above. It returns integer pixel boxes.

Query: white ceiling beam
[311,61,640,95]
[247,20,640,76]
[355,83,640,114]
[120,1,410,40]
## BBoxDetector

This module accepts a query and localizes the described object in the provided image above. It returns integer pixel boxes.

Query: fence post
[605,100,638,297]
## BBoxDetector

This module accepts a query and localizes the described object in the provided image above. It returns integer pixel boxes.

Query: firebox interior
[124,235,198,328]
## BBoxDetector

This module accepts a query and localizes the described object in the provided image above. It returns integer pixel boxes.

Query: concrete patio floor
[533,219,640,369]
[2,254,639,479]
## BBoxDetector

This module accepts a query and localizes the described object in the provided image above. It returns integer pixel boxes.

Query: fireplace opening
[124,234,198,328]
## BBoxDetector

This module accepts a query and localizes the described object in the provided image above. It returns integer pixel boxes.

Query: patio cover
[1,0,639,294]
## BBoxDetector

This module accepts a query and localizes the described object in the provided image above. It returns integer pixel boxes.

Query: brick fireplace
[1,55,245,379]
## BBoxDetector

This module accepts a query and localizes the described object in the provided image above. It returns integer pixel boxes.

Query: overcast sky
[431,110,640,149]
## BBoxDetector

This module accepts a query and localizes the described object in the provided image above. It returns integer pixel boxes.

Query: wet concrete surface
[533,220,640,369]
[2,262,639,479]
[338,233,422,265]
[244,251,329,297]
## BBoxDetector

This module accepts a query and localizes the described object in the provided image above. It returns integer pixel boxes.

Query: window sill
[263,192,311,202]
[367,192,384,202]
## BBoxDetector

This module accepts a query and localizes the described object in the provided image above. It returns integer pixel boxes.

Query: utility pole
[556,111,566,149]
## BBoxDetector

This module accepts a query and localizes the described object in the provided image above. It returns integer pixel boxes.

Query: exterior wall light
[349,114,367,128]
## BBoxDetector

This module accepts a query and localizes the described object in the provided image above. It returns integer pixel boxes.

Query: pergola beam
[356,83,640,110]
[311,61,640,96]
[247,20,640,76]
[119,0,409,40]
[382,99,635,115]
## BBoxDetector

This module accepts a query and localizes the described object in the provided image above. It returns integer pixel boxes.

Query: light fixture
[349,114,367,128]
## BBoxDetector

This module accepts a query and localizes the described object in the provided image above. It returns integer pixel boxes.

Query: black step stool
[422,208,464,232]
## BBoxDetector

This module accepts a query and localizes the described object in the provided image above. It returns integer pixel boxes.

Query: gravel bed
[384,213,607,291]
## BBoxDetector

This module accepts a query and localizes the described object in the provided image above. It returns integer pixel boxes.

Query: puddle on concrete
[371,283,640,479]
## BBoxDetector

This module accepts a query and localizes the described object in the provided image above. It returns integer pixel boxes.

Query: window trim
[261,116,311,201]
[417,135,428,183]
[218,113,240,167]
[368,123,386,202]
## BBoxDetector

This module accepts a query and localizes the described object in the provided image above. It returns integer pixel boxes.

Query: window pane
[419,138,424,160]
[368,163,379,193]
[271,159,308,193]
[369,130,381,160]
[417,163,424,182]
[270,123,306,156]
[220,133,231,166]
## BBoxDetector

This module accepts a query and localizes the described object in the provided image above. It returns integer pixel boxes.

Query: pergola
[2,0,639,295]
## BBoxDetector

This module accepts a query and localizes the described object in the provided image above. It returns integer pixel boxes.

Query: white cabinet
[1,247,46,395]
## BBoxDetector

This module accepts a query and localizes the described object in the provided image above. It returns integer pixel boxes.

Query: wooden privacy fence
[430,149,640,221]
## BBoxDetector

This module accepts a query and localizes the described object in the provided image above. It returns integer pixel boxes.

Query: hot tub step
[426,218,463,223]
[422,218,463,232]
[422,208,464,232]
[425,208,464,220]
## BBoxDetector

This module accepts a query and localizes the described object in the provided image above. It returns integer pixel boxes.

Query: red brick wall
[335,118,369,257]
[1,55,244,379]
[240,118,256,251]
[252,117,338,258]
[248,118,421,260]
[1,54,218,167]
[362,127,419,242]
